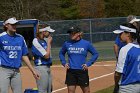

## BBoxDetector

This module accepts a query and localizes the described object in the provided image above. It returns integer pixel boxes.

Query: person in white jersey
[0,17,40,93]
[113,23,140,93]
[113,15,136,60]
[32,25,55,93]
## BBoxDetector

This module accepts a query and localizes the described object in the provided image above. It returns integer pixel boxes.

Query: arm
[86,43,99,67]
[114,71,121,93]
[44,35,52,59]
[114,36,120,60]
[32,38,52,59]
[22,56,40,79]
[113,44,119,59]
[59,43,67,67]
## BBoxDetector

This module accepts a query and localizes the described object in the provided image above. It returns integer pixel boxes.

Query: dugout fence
[40,16,140,62]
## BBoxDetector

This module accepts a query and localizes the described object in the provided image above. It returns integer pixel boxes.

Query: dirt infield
[9,61,116,93]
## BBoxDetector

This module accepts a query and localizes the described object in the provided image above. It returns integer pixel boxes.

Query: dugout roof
[0,19,39,37]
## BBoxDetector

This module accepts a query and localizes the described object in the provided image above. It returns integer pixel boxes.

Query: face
[120,32,129,42]
[69,32,80,40]
[43,31,50,38]
[5,24,16,32]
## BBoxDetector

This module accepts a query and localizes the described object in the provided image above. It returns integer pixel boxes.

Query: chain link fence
[40,17,138,62]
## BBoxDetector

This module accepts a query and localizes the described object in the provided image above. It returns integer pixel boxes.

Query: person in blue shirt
[113,24,140,93]
[59,26,98,93]
[0,17,40,93]
[114,35,126,59]
[32,25,55,93]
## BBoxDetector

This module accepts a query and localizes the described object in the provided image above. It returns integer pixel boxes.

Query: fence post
[89,19,93,43]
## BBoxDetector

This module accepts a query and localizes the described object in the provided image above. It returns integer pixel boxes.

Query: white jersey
[116,43,140,85]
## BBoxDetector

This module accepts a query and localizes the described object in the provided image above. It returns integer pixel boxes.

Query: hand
[47,35,52,44]
[82,64,88,70]
[65,63,70,69]
[32,70,40,80]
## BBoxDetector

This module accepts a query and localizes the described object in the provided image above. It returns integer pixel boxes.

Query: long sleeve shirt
[59,39,98,69]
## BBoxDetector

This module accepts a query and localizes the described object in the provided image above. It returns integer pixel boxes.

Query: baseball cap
[39,26,55,33]
[3,17,18,25]
[67,26,81,33]
[113,25,136,34]
[129,18,140,23]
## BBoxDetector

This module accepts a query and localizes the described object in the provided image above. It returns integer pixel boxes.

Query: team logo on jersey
[2,41,8,44]
[68,47,84,53]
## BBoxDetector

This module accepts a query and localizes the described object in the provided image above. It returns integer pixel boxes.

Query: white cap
[113,25,136,34]
[113,30,124,34]
[129,18,140,23]
[39,26,55,32]
[3,17,18,25]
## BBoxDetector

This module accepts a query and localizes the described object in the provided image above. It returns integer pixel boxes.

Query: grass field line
[52,72,114,93]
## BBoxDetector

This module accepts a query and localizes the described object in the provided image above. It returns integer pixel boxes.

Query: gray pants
[119,83,140,93]
[0,66,22,93]
[35,66,52,93]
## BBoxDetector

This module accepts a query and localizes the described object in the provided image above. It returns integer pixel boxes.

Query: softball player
[32,25,55,93]
[113,24,140,93]
[0,17,40,93]
[113,15,137,60]
[59,26,98,93]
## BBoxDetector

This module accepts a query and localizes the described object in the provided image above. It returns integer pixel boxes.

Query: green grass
[94,41,114,48]
[94,41,115,61]
[94,85,114,93]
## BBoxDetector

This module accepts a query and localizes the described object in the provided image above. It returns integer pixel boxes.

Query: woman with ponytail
[59,26,98,93]
[113,23,140,93]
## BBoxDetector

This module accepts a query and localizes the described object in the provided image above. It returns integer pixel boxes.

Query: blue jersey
[115,43,140,85]
[0,32,28,69]
[59,39,98,69]
[115,36,126,51]
[32,38,52,66]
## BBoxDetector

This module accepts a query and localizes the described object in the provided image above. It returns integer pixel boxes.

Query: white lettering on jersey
[2,41,8,44]
[9,51,17,58]
[68,47,84,53]
[3,46,21,50]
